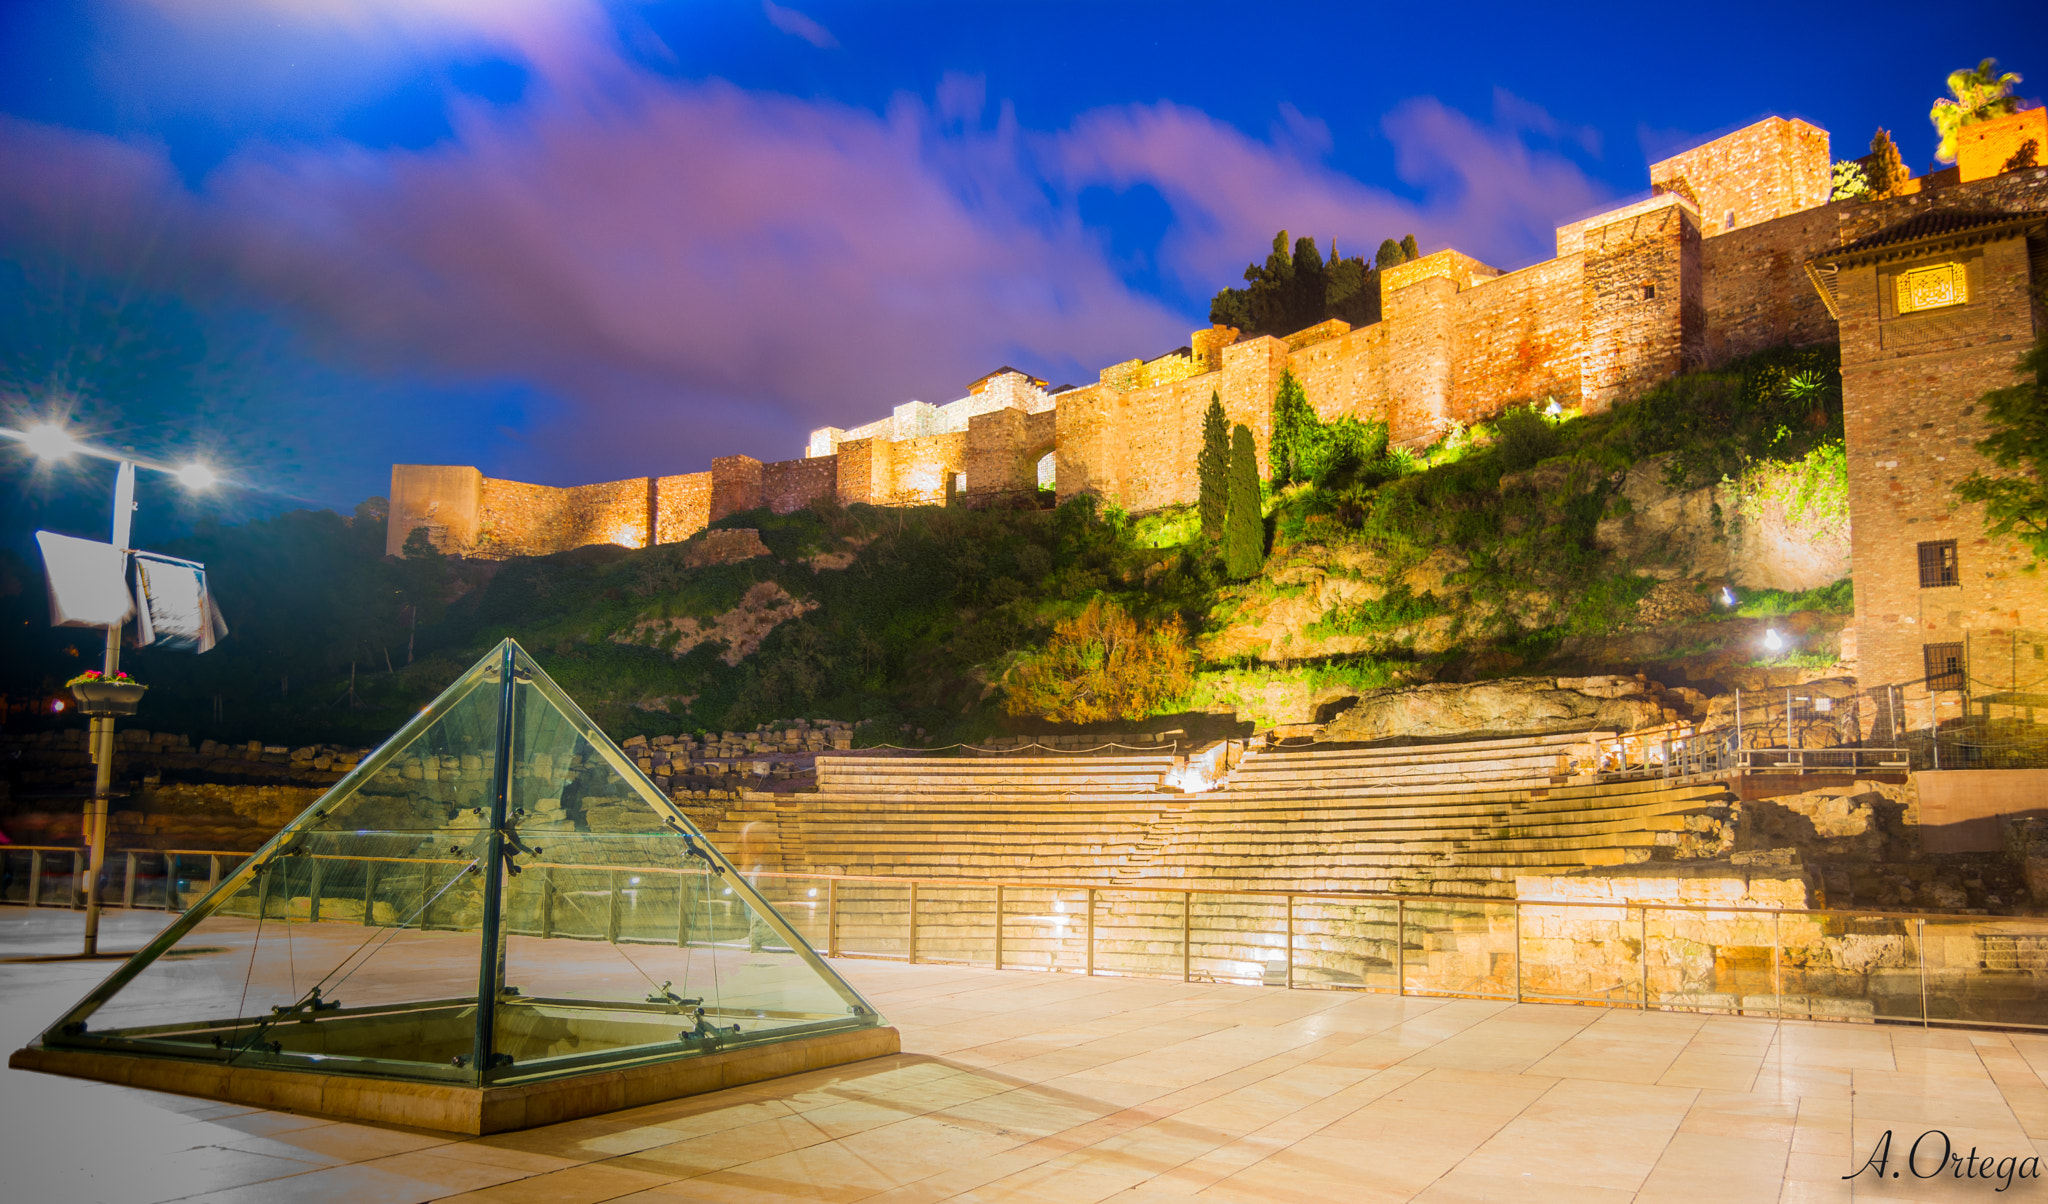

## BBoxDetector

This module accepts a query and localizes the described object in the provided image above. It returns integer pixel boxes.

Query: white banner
[131,553,228,653]
[35,531,134,629]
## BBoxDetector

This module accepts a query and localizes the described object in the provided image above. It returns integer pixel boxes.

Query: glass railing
[15,851,2048,1031]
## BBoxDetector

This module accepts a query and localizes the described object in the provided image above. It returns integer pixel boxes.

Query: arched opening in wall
[1035,450,1056,508]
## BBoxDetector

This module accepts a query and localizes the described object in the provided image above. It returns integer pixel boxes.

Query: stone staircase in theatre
[686,734,1741,988]
[1155,733,1737,898]
[694,732,1737,899]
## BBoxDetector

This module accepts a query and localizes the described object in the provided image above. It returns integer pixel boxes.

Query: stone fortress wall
[384,111,2048,702]
[392,116,1847,558]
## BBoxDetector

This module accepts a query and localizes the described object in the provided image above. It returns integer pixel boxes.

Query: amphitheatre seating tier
[719,736,1736,988]
[709,739,1734,904]
[814,754,1175,796]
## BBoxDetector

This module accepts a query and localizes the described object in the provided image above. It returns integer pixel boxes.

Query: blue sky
[0,0,2040,535]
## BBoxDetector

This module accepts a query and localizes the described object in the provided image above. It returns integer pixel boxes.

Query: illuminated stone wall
[393,116,2048,575]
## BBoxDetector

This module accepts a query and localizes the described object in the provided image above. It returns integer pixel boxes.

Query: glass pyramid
[38,640,882,1087]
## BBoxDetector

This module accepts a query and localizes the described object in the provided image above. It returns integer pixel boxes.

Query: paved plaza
[2,905,2045,1202]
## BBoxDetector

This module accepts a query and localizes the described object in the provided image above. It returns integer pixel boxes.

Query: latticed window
[1917,540,1958,588]
[1896,262,1968,314]
[1924,642,1964,690]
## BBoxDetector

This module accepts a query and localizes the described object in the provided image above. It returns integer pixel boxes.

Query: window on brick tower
[1924,642,1965,690]
[1917,540,1959,588]
[1642,284,1656,300]
[1723,210,1736,231]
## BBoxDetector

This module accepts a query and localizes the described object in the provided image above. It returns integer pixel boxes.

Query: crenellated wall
[388,114,2043,568]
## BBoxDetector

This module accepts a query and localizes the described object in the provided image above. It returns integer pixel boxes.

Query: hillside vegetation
[0,343,1858,746]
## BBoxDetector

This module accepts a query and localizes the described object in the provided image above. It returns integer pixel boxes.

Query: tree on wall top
[1954,328,2048,565]
[1223,423,1264,580]
[1866,128,1910,199]
[1931,58,2024,164]
[1210,229,1397,339]
[1198,391,1229,543]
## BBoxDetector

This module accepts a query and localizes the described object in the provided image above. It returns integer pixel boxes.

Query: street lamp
[6,420,226,956]
[20,422,82,462]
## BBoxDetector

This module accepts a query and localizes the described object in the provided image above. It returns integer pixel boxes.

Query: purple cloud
[2,7,1610,486]
[1053,90,1610,290]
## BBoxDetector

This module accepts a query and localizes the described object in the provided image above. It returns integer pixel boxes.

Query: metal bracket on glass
[663,816,720,870]
[646,980,703,1009]
[270,987,342,1021]
[679,1007,741,1049]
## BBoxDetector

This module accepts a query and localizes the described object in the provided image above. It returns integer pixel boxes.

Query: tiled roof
[1819,208,2046,262]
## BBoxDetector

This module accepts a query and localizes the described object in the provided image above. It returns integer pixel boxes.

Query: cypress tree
[1269,370,1315,487]
[1374,238,1405,269]
[1224,423,1264,580]
[1399,233,1420,262]
[1197,391,1229,542]
[1868,128,1909,198]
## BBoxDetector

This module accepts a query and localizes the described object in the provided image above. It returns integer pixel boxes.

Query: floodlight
[175,462,218,491]
[21,423,82,461]
[1763,628,1784,653]
[1544,399,1563,417]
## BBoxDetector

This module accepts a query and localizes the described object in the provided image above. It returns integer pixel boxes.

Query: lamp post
[8,422,219,956]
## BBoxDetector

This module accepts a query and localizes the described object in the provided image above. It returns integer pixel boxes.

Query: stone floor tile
[432,1162,681,1203]
[1636,1131,1789,1203]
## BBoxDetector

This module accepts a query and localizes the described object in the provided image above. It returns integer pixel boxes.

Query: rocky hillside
[0,345,1859,749]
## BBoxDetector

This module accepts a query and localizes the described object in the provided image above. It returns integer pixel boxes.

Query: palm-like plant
[1930,57,2024,163]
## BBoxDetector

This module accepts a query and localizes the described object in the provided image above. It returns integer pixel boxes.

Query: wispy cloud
[762,1,838,50]
[2,5,1610,486]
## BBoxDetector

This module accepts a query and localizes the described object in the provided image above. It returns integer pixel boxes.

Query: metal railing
[13,848,2044,1033]
[0,845,245,911]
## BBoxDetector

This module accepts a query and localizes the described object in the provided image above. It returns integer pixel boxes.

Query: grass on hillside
[1,346,1860,747]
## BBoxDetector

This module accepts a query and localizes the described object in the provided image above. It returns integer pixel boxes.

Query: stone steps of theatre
[817,763,1174,778]
[1201,777,1725,810]
[1256,731,1591,757]
[1226,762,1565,790]
[824,755,1178,767]
[795,815,1690,858]
[1237,730,1587,766]
[809,778,1172,797]
[806,843,1655,881]
[1156,803,1726,843]
[787,790,1724,837]
[1233,746,1577,776]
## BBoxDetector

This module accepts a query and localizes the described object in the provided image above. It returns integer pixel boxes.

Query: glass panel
[1190,892,1281,987]
[49,650,507,1080]
[1774,911,1904,1024]
[1399,899,1513,999]
[1514,899,1638,1006]
[751,875,831,955]
[1644,907,1782,1016]
[1093,890,1180,979]
[488,644,876,1076]
[835,880,911,960]
[1292,897,1399,992]
[911,882,996,967]
[1928,917,2048,1028]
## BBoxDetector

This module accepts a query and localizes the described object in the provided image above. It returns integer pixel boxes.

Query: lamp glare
[1763,628,1784,653]
[176,462,218,491]
[22,422,81,462]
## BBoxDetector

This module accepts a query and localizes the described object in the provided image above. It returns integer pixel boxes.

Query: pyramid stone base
[10,1024,899,1134]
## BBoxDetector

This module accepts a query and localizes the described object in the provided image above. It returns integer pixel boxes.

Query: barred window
[1917,540,1958,588]
[1924,642,1964,690]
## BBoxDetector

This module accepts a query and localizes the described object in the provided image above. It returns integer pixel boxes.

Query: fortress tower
[386,113,2048,706]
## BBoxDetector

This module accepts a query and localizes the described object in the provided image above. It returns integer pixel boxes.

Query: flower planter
[71,681,147,717]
